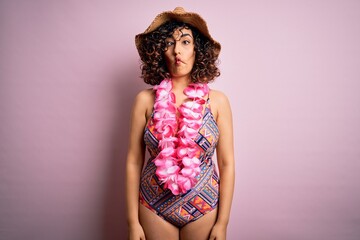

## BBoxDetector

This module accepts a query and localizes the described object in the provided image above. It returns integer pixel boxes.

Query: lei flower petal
[152,79,209,195]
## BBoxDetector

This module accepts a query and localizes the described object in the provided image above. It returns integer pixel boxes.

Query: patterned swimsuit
[139,97,220,228]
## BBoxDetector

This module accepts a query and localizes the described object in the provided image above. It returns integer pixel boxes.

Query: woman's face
[164,27,196,79]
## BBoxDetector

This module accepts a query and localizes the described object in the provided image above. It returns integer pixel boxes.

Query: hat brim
[135,7,221,55]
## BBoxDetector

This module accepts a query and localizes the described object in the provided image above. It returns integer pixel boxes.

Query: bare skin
[126,27,235,240]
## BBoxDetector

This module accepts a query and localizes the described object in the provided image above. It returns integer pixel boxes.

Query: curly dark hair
[137,21,220,85]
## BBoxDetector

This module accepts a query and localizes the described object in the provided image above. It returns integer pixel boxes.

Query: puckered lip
[175,57,184,65]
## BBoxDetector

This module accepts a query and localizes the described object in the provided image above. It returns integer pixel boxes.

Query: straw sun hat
[135,7,221,55]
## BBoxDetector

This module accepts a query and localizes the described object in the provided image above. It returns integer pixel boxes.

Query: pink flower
[182,101,203,112]
[176,146,197,158]
[182,156,200,167]
[180,167,194,177]
[154,78,172,91]
[159,147,176,158]
[152,79,209,195]
[184,83,209,99]
[158,137,177,149]
[179,107,202,120]
[154,158,175,168]
[156,165,180,179]
[154,111,175,121]
[179,117,202,129]
[177,175,192,192]
[166,179,180,195]
[178,125,198,139]
[178,137,198,146]
[154,100,176,111]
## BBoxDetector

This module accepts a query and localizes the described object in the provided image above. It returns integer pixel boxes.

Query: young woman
[126,7,235,240]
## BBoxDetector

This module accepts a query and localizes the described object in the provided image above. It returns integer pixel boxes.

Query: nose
[173,41,181,55]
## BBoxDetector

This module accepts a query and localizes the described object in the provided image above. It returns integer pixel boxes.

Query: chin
[171,71,191,77]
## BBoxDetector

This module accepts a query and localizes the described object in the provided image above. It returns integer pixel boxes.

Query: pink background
[1,0,360,239]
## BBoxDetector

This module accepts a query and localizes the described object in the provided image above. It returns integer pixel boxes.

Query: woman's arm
[126,90,152,240]
[210,91,235,240]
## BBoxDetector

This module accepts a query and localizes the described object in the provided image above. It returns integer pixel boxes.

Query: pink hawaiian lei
[152,78,209,195]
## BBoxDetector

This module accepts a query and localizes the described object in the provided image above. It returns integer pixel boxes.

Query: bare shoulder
[209,89,231,120]
[133,88,154,107]
[209,89,230,105]
[134,88,154,102]
[133,88,155,119]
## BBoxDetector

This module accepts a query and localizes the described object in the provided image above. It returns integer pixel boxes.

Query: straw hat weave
[135,7,221,55]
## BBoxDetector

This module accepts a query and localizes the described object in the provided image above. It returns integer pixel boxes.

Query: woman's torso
[139,90,221,227]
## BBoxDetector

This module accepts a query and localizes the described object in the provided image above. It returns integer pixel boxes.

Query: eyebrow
[179,33,193,39]
[168,32,194,41]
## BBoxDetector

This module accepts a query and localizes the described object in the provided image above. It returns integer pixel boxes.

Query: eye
[183,40,191,45]
[165,41,174,46]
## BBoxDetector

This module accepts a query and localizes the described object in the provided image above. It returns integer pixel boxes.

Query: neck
[171,76,191,90]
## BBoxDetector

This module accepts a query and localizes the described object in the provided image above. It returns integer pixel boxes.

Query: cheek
[164,53,172,66]
[189,51,196,65]
[164,51,170,61]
